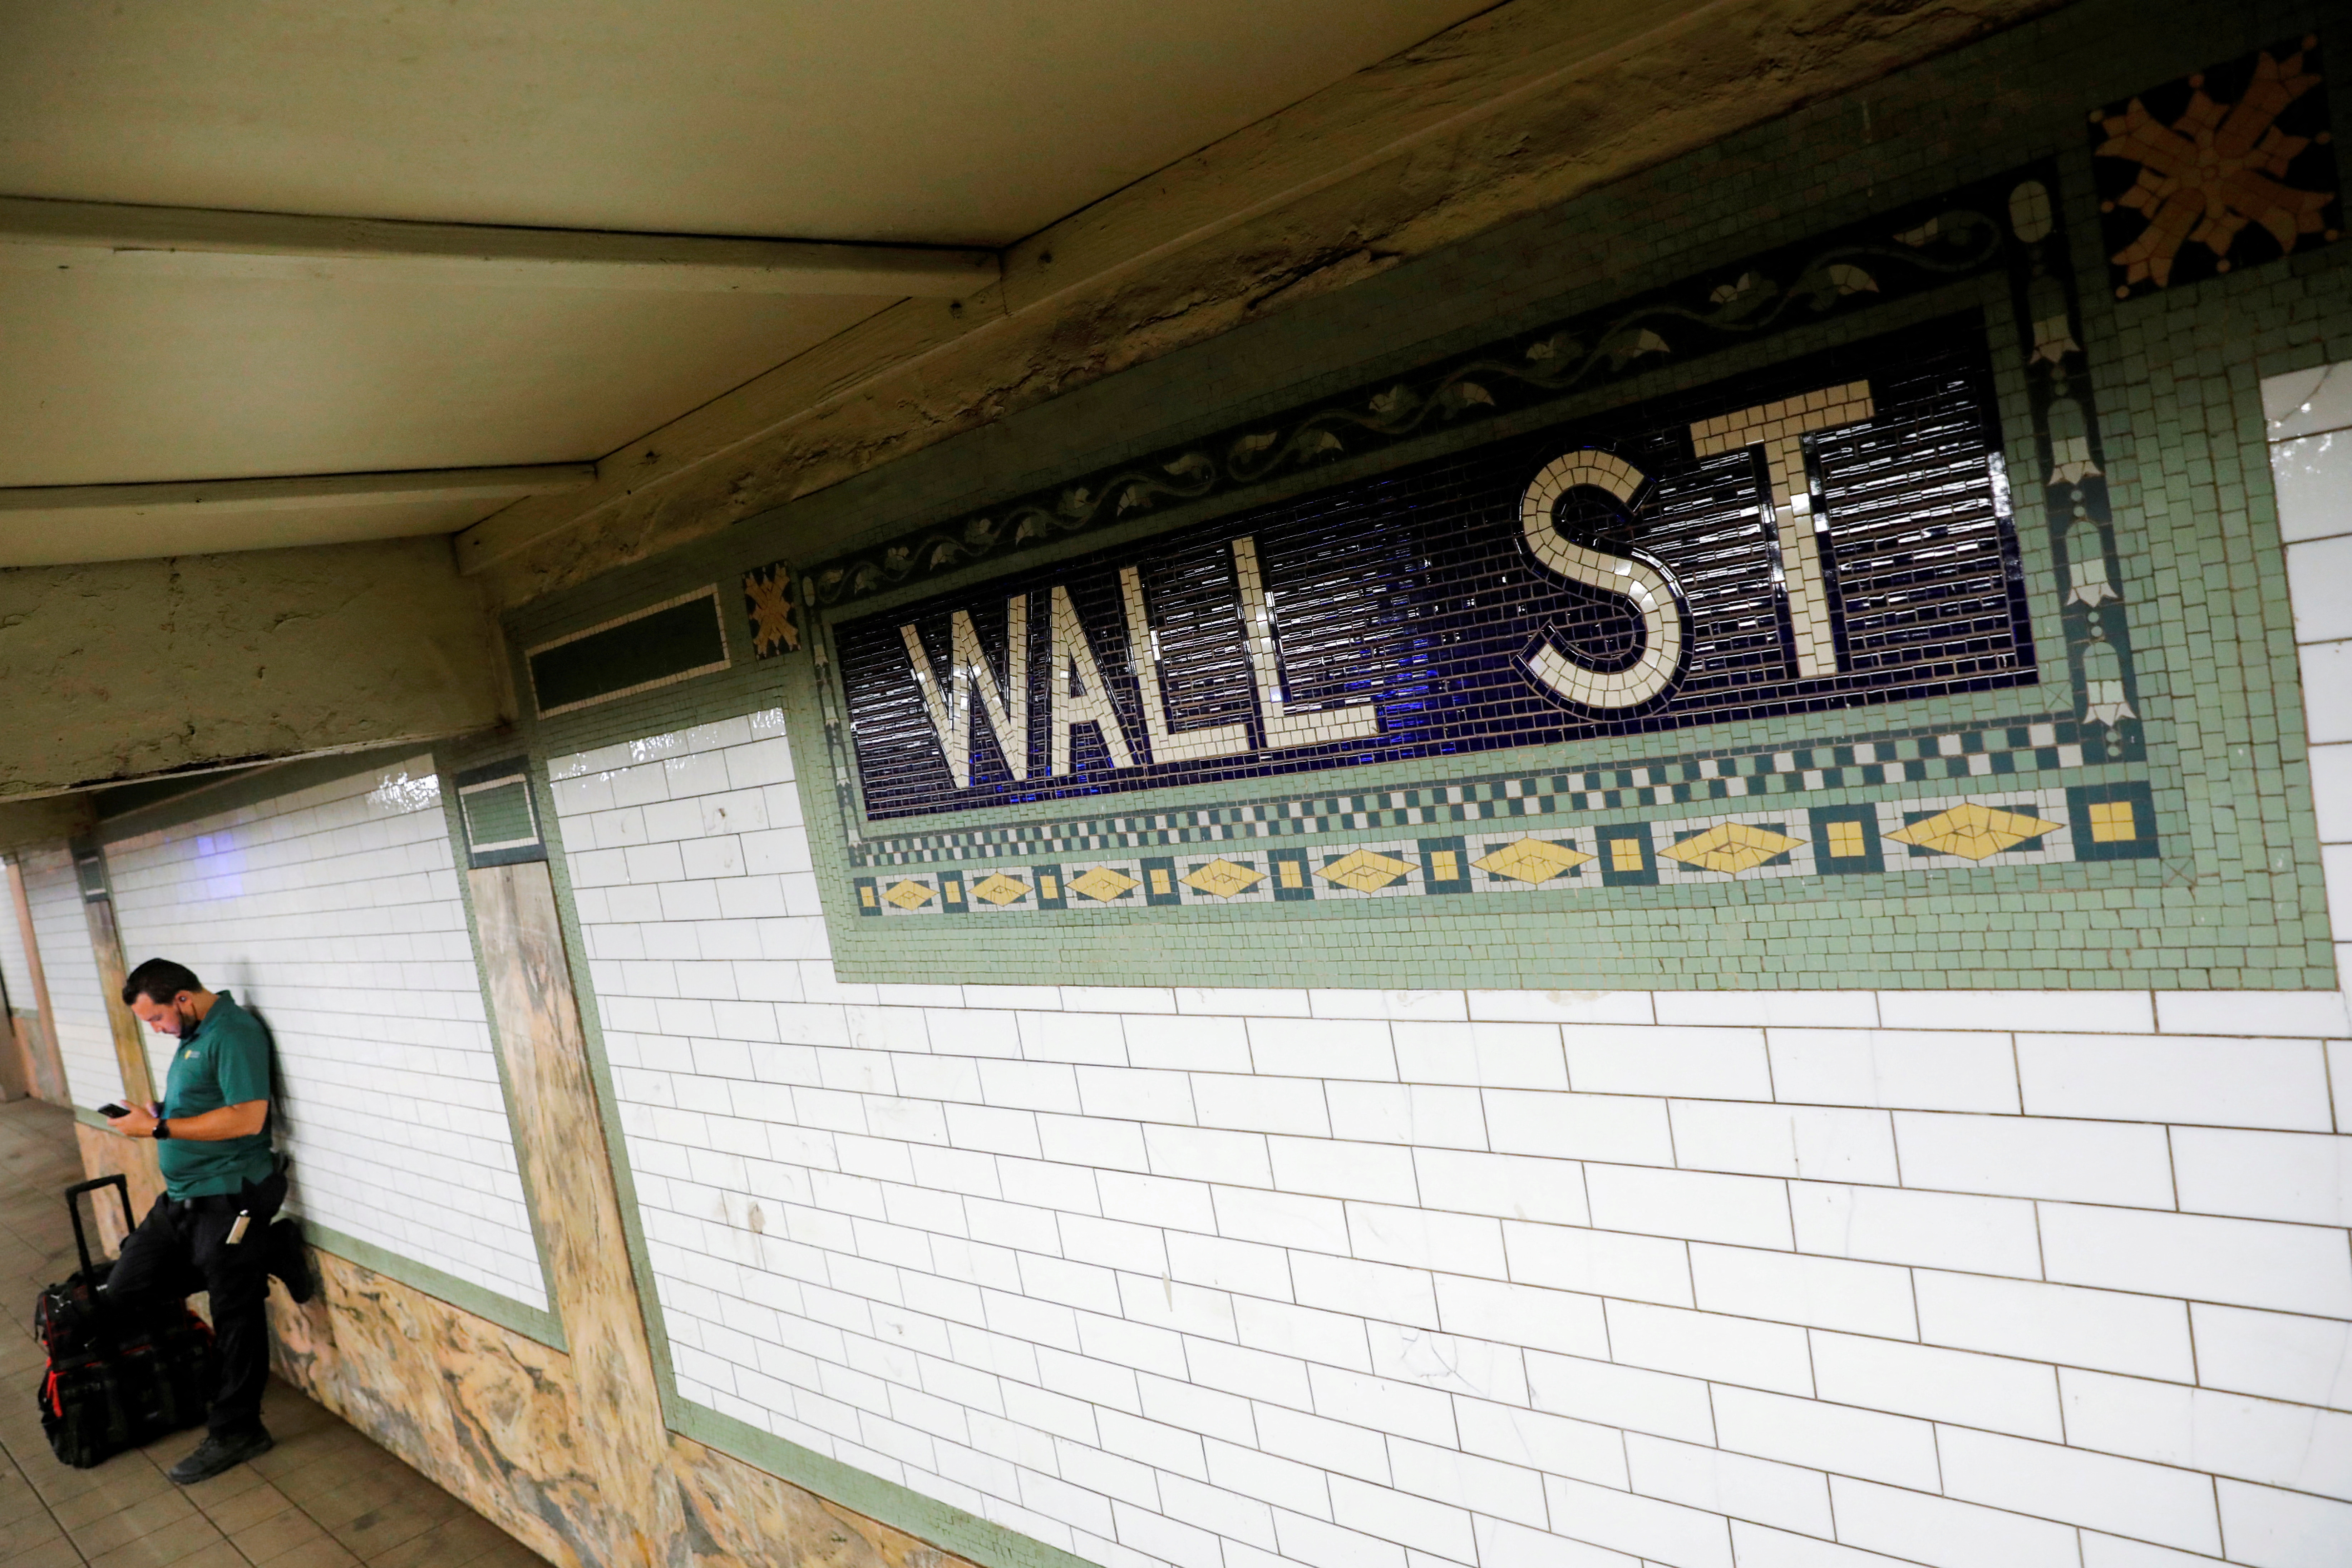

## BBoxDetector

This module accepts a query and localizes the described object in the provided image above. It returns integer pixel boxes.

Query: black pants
[107,1168,286,1439]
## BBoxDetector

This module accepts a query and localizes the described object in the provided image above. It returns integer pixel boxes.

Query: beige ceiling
[0,0,1493,567]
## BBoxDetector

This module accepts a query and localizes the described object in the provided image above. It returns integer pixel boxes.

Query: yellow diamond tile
[1887,801,2061,861]
[1317,847,1417,892]
[1471,837,1595,884]
[2087,799,2137,842]
[882,878,935,909]
[1067,865,1141,902]
[1182,858,1264,898]
[971,873,1030,906]
[1660,822,1806,874]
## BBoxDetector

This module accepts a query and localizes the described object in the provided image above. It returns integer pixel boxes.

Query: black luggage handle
[64,1175,132,1278]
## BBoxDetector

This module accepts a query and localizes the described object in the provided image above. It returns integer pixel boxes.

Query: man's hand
[105,1102,159,1138]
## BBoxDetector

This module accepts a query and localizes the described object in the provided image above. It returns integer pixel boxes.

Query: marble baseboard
[263,1244,978,1568]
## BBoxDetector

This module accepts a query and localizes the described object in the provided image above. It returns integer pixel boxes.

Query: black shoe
[168,1427,273,1484]
[266,1218,315,1304]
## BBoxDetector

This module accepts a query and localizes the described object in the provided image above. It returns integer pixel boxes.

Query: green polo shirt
[159,991,276,1199]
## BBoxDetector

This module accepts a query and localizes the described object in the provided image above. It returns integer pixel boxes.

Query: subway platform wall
[6,1,2352,1565]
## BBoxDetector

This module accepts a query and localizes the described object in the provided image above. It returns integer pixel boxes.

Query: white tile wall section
[104,758,548,1313]
[19,846,124,1111]
[553,645,2352,1568]
[0,864,35,1015]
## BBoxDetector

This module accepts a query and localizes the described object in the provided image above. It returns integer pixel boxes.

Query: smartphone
[98,1103,130,1119]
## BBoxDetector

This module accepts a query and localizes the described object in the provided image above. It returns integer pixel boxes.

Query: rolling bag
[34,1175,215,1467]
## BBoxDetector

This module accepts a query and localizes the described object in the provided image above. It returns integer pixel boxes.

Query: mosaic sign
[2090,35,2339,299]
[835,315,2036,821]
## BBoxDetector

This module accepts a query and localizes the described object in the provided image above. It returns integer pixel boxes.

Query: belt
[165,1164,284,1215]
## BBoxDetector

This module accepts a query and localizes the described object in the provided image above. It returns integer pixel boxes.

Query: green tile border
[302,1218,565,1350]
[670,1401,1106,1568]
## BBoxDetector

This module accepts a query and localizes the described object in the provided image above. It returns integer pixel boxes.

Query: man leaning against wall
[103,958,315,1483]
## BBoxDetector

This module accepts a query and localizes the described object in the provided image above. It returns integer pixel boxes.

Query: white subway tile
[1347,1202,1507,1277]
[1291,1253,1438,1330]
[1307,1365,1458,1446]
[1393,1022,1569,1090]
[2264,366,2352,442]
[2215,1478,2352,1568]
[1413,1149,1589,1226]
[1174,987,1312,1017]
[1669,1101,1899,1184]
[1726,1520,1914,1568]
[1879,990,2153,1033]
[1913,1269,2193,1380]
[1365,1320,1527,1404]
[1062,986,1174,1015]
[1653,993,1880,1029]
[1326,1082,1488,1149]
[1076,1066,1197,1126]
[1938,1425,2220,1555]
[1506,1220,1695,1307]
[1204,1434,1329,1517]
[1255,1402,1391,1484]
[1308,989,1467,1022]
[2171,1128,2352,1224]
[1436,1275,1609,1359]
[1540,1474,1733,1568]
[1789,1183,2042,1277]
[1809,1331,2060,1440]
[1185,1336,1312,1410]
[1525,1351,1715,1443]
[1269,1507,1407,1568]
[1385,1435,1548,1528]
[1191,1074,1331,1136]
[1827,1478,2078,1568]
[1689,1246,1915,1339]
[2156,991,2352,1038]
[2306,650,2352,747]
[1019,1009,1129,1065]
[1213,1184,1349,1252]
[1267,1136,1419,1204]
[2040,1202,2352,1317]
[1473,1515,1643,1568]
[1892,1111,2175,1208]
[1625,1433,1833,1537]
[2191,1303,2352,1410]
[1708,1384,1936,1489]
[1136,1370,1255,1445]
[1469,991,1655,1025]
[1248,1016,1397,1080]
[1144,1125,1272,1188]
[1455,1395,1631,1488]
[1585,1164,1793,1249]
[1326,1475,1478,1559]
[1233,1297,1372,1373]
[2060,1367,2352,1502]
[1564,1024,1773,1100]
[1485,1090,1675,1165]
[2016,1034,2332,1130]
[1125,1013,1253,1072]
[1113,1498,1227,1568]
[1605,1301,1812,1395]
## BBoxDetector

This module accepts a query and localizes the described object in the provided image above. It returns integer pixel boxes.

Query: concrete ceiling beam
[453,0,2070,601]
[0,464,596,527]
[0,196,1000,297]
[0,537,504,802]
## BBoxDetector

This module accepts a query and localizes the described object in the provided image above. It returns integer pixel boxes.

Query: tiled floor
[0,1098,550,1568]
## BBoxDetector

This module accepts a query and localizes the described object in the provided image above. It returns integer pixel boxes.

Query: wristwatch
[152,1119,171,1140]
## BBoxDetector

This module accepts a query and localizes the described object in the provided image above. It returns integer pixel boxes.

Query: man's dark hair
[122,958,203,1007]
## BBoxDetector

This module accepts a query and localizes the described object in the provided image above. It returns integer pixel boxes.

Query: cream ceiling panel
[0,0,1491,245]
